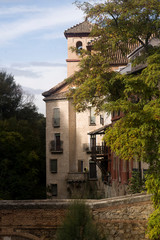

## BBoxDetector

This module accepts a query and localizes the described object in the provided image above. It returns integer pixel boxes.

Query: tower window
[76,41,82,55]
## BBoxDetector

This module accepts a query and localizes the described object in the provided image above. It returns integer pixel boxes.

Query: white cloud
[1,66,40,78]
[0,5,84,45]
[39,32,64,40]
[12,62,66,68]
[13,65,66,90]
[0,6,43,15]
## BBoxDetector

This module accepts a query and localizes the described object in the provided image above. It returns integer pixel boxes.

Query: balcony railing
[50,140,63,153]
[91,146,108,155]
[84,144,108,155]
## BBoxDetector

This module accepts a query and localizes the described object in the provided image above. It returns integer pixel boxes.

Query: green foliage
[103,52,160,166]
[56,201,107,240]
[76,0,160,50]
[0,71,46,199]
[146,173,160,209]
[147,207,160,240]
[128,171,146,194]
[69,0,160,111]
[68,0,160,239]
[0,72,22,119]
[146,172,160,240]
[69,2,160,238]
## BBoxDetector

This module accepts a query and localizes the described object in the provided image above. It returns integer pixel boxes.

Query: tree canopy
[0,72,46,200]
[69,0,160,111]
[68,0,160,163]
[0,72,22,119]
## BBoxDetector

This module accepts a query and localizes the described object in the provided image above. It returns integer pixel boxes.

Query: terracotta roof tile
[64,20,92,38]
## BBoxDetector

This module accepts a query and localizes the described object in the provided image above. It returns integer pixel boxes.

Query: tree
[56,201,107,240]
[68,0,160,182]
[68,1,160,238]
[0,71,46,199]
[0,72,22,119]
[69,0,160,111]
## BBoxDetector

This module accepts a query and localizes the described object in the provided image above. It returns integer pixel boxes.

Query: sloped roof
[64,20,92,38]
[42,79,67,97]
[43,91,68,102]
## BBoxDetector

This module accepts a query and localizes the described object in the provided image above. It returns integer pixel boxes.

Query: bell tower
[64,20,92,77]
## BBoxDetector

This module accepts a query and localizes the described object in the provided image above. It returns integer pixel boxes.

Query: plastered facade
[44,21,112,199]
[66,36,92,77]
[44,21,148,199]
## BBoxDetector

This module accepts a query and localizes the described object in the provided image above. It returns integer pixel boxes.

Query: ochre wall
[0,194,153,240]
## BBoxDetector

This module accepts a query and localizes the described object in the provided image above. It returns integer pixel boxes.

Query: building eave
[88,123,112,135]
[42,79,68,97]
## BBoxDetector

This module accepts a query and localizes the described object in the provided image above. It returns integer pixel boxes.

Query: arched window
[76,41,82,55]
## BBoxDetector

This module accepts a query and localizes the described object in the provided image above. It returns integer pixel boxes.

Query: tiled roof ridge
[65,19,87,32]
[64,19,92,37]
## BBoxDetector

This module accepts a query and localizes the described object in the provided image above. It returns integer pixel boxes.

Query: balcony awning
[88,123,112,135]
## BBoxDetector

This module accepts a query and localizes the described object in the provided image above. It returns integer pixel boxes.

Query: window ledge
[51,150,63,154]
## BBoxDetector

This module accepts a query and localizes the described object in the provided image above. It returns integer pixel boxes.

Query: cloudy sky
[0,0,85,115]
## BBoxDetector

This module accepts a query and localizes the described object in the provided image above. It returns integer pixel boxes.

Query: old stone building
[42,20,148,199]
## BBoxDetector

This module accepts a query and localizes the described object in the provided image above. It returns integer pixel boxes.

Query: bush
[128,171,146,194]
[56,201,107,240]
[147,207,160,240]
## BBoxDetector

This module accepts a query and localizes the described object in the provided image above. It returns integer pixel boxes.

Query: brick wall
[0,194,153,240]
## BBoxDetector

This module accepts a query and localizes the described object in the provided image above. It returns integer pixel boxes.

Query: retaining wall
[0,194,153,240]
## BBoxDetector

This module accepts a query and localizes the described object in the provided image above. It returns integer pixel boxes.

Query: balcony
[66,172,88,183]
[84,144,109,159]
[50,140,63,154]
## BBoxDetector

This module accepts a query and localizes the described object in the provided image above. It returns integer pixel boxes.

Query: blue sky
[0,0,85,114]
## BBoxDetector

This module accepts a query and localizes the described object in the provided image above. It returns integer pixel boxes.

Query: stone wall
[0,194,153,240]
[90,194,153,240]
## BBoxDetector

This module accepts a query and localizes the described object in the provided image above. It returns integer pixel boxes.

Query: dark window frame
[50,159,57,173]
[78,160,83,173]
[89,107,96,126]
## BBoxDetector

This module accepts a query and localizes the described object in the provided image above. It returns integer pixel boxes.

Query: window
[55,133,61,151]
[89,107,96,125]
[50,159,57,173]
[51,184,57,196]
[53,108,60,127]
[100,115,104,125]
[76,41,82,55]
[50,133,63,153]
[90,135,96,149]
[78,160,83,173]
